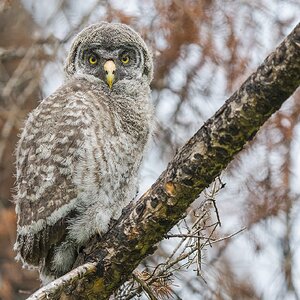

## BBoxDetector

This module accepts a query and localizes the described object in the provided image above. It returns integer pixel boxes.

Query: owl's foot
[95,210,112,237]
[109,217,118,228]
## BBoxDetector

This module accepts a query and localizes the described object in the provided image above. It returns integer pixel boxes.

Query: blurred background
[0,0,300,299]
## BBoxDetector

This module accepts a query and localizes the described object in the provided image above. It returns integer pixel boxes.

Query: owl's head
[65,22,153,91]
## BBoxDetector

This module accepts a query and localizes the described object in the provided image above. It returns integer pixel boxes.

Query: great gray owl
[14,22,154,284]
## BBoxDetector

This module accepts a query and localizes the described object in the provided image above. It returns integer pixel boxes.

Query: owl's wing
[14,93,84,266]
[15,176,78,266]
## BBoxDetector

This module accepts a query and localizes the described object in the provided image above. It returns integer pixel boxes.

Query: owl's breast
[56,84,154,204]
[73,115,144,192]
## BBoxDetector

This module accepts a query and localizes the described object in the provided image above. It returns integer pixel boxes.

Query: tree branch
[28,23,300,300]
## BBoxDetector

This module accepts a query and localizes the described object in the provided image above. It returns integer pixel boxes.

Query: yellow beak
[104,60,116,89]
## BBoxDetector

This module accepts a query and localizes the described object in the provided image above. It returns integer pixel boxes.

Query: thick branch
[28,23,300,300]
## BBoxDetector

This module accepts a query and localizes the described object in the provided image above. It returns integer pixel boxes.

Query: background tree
[0,1,299,299]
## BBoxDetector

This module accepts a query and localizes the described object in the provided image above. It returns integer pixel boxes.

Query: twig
[132,273,159,300]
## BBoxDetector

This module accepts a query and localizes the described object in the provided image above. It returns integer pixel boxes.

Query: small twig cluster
[115,178,244,299]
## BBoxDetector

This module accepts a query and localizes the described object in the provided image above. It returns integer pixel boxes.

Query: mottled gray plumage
[14,22,154,284]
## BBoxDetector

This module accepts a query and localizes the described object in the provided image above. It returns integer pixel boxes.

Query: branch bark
[28,23,300,300]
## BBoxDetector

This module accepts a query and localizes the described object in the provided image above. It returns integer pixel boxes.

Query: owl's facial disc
[76,44,144,89]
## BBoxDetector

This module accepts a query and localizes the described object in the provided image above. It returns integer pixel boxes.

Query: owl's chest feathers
[67,79,151,139]
[58,84,153,193]
[89,94,151,173]
[87,85,152,142]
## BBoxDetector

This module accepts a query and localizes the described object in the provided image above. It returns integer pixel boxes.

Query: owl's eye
[121,54,130,64]
[88,55,98,65]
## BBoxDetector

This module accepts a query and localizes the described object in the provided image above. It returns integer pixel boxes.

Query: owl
[14,22,154,284]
